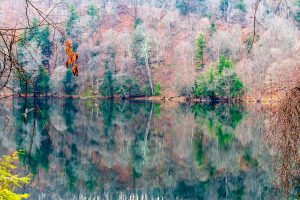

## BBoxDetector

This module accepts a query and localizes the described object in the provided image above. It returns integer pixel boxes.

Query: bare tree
[142,33,154,95]
[0,0,64,94]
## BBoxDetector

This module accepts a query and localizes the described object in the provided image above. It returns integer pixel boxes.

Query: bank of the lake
[0,92,284,105]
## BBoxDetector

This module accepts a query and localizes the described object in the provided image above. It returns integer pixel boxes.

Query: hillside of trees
[0,0,299,101]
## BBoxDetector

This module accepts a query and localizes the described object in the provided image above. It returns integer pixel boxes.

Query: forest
[0,0,298,101]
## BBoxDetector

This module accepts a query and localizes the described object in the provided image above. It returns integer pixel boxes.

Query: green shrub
[142,84,152,97]
[194,56,244,98]
[217,55,233,75]
[194,67,216,97]
[81,87,94,99]
[215,69,244,97]
[116,76,142,97]
[99,70,115,98]
[153,83,161,96]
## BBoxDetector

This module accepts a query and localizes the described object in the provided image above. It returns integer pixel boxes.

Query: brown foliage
[65,40,79,77]
[269,87,300,194]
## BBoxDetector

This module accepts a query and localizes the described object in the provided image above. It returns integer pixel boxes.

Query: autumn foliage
[0,151,30,200]
[269,87,300,193]
[65,40,79,77]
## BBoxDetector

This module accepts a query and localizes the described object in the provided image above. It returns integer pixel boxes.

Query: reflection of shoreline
[0,98,289,198]
[0,94,285,104]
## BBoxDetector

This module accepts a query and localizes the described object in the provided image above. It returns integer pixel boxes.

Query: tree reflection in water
[0,98,295,199]
[14,98,53,175]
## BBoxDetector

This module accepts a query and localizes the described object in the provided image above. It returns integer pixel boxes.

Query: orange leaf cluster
[65,40,79,77]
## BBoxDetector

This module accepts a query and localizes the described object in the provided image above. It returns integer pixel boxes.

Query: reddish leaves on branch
[65,40,79,77]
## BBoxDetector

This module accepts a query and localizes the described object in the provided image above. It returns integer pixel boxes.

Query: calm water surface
[0,98,298,199]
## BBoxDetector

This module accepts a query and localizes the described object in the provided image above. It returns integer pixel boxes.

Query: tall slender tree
[63,69,77,95]
[35,67,51,95]
[295,0,300,27]
[66,4,79,37]
[87,3,100,31]
[39,26,52,73]
[195,33,206,69]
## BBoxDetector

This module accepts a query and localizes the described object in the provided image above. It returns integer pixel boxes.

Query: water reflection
[0,98,296,199]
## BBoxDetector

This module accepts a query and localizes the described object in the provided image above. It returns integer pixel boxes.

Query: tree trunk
[145,58,153,95]
[143,35,153,96]
[133,0,138,20]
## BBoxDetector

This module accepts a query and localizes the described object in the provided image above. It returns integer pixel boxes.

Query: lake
[0,98,298,199]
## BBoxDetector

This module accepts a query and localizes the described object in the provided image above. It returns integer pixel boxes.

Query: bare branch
[247,0,261,54]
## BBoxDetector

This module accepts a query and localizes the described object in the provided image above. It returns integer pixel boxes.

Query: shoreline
[0,93,281,104]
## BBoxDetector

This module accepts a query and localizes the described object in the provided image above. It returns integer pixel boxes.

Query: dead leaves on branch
[269,87,300,193]
[65,40,78,77]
